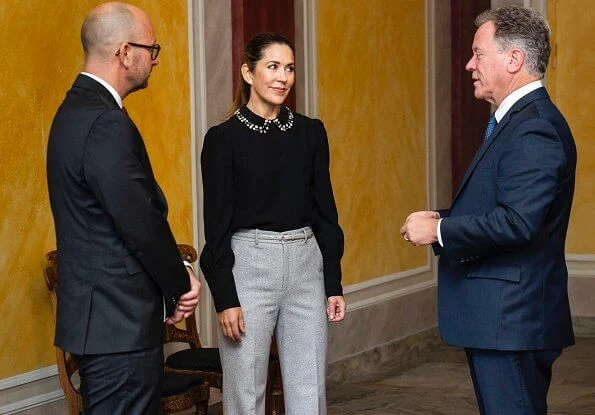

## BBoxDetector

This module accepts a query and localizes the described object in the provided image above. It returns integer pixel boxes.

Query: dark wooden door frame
[451,0,492,193]
[231,0,296,110]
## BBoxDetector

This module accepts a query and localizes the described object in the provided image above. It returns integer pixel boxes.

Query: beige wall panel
[547,0,595,254]
[317,0,427,285]
[328,286,437,363]
[0,1,192,379]
[569,276,595,317]
[205,0,233,126]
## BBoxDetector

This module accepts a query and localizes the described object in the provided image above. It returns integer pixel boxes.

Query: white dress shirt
[81,72,123,108]
[437,80,544,247]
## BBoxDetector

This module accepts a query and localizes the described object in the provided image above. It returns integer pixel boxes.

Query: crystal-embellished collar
[235,105,294,134]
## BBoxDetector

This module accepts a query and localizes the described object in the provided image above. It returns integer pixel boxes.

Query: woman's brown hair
[227,32,295,117]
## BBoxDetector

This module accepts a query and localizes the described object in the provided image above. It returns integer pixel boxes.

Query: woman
[200,32,345,415]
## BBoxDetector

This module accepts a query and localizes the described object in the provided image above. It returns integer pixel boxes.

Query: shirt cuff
[437,218,444,247]
[163,261,192,321]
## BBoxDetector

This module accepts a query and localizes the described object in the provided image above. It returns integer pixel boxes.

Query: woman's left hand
[327,296,346,322]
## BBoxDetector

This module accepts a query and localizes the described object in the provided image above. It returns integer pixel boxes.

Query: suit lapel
[452,87,549,202]
[452,114,509,201]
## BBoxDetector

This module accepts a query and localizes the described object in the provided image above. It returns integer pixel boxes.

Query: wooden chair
[265,342,285,415]
[43,247,210,415]
[43,251,83,415]
[164,312,223,390]
[166,246,285,414]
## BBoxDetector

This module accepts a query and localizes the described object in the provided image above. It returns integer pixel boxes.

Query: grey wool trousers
[218,227,328,415]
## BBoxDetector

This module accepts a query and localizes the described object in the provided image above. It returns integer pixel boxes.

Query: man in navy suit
[401,6,575,414]
[47,3,200,413]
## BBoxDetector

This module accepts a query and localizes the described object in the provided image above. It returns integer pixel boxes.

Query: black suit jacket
[434,87,576,351]
[47,75,189,354]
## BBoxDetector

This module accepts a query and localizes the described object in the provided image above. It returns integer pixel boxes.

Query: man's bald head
[81,2,146,59]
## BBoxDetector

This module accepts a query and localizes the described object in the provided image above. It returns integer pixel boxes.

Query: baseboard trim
[0,389,63,415]
[327,316,595,388]
[0,366,57,391]
[568,256,595,278]
[573,316,595,337]
[0,367,62,414]
[566,254,595,262]
[327,327,442,387]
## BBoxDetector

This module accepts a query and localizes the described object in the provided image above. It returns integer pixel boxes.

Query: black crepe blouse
[199,105,344,312]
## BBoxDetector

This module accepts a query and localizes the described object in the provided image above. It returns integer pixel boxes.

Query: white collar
[494,80,543,122]
[80,72,123,109]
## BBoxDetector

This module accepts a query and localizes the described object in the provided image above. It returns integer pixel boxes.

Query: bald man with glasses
[46,2,199,413]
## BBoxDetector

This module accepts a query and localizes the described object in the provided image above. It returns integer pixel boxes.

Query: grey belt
[233,227,313,244]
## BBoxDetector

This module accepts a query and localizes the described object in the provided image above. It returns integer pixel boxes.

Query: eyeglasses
[125,42,161,60]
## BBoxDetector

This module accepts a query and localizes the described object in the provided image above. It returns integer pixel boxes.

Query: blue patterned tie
[484,113,497,142]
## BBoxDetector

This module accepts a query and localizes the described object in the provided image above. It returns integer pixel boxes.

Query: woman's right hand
[218,307,245,342]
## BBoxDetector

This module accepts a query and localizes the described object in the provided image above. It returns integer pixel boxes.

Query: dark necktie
[484,113,497,142]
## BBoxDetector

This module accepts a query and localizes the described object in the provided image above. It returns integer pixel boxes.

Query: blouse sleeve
[312,119,344,297]
[199,125,240,312]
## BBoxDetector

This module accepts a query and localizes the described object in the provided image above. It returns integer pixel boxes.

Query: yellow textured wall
[0,1,192,380]
[317,0,427,285]
[547,0,595,254]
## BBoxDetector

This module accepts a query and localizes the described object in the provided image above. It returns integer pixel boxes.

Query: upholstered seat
[166,347,222,373]
[162,372,206,397]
